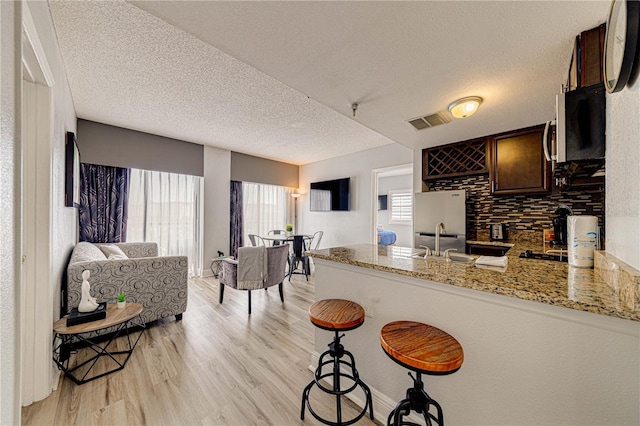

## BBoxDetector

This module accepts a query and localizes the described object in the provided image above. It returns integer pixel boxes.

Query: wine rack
[422,138,488,180]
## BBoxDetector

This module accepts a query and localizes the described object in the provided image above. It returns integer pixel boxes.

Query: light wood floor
[22,272,379,425]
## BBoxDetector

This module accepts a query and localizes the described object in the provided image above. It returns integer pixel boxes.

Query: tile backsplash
[426,174,604,243]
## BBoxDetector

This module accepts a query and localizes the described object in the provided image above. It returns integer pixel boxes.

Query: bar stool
[301,299,374,425]
[380,321,463,426]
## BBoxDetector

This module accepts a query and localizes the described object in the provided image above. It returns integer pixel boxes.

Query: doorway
[371,164,413,247]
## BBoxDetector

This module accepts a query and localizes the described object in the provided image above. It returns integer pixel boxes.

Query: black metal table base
[53,316,145,385]
[301,331,374,425]
[387,372,444,426]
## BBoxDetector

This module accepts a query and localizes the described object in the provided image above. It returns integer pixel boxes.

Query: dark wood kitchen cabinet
[489,124,551,195]
[579,24,605,88]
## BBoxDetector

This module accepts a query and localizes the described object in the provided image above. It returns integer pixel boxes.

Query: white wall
[299,143,413,248]
[27,0,78,326]
[1,1,78,417]
[606,76,640,269]
[377,174,413,247]
[203,146,231,275]
[1,2,21,423]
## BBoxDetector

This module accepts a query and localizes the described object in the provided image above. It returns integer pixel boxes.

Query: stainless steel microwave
[544,83,605,163]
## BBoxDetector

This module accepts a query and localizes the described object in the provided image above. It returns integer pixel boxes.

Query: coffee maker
[552,206,572,246]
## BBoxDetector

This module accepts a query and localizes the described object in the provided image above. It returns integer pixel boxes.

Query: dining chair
[309,231,323,251]
[305,231,323,272]
[288,235,309,281]
[267,229,287,245]
[248,234,266,247]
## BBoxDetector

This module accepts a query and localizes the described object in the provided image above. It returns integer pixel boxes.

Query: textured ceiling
[49,1,610,166]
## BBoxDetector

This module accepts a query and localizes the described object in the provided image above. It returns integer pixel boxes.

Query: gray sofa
[66,242,188,324]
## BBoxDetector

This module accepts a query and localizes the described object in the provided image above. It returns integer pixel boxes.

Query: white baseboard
[51,369,62,392]
[51,335,63,392]
[309,351,422,424]
[200,267,219,278]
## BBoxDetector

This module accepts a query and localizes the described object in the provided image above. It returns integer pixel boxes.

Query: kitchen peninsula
[309,243,640,425]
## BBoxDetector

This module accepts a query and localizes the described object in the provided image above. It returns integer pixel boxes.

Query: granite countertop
[309,242,640,322]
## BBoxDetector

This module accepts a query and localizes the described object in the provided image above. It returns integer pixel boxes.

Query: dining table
[261,234,313,247]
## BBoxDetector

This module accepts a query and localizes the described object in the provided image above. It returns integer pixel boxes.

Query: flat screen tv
[378,195,388,211]
[310,177,350,211]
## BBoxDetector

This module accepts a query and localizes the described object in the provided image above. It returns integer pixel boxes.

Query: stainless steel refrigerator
[413,189,466,253]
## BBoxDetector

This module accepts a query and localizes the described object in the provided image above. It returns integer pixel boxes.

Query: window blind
[389,189,413,225]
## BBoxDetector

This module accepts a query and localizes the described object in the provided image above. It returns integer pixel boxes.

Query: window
[242,182,294,242]
[388,189,412,225]
[128,169,203,276]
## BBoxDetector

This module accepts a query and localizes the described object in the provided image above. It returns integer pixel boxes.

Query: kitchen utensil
[552,206,572,246]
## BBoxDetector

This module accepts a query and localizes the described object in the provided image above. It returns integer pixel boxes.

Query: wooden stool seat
[380,321,463,374]
[309,299,365,331]
[302,298,373,425]
[381,321,463,426]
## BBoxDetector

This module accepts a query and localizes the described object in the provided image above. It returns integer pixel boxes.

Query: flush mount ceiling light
[448,96,483,119]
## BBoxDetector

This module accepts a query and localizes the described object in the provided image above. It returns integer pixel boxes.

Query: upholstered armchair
[219,244,289,314]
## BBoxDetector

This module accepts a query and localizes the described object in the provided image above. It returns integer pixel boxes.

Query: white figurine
[78,270,99,313]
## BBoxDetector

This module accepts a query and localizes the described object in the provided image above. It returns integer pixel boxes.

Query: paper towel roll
[567,266,592,300]
[567,215,598,268]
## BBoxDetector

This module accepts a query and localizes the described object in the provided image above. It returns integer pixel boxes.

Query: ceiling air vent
[407,111,451,130]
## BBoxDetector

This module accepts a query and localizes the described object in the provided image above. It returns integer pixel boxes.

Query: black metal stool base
[387,372,443,426]
[301,331,374,425]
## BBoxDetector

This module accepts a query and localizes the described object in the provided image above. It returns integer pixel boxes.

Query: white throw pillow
[98,244,128,260]
[73,242,108,262]
[108,253,128,260]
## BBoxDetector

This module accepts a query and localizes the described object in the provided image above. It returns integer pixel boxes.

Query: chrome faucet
[419,245,432,259]
[435,222,446,256]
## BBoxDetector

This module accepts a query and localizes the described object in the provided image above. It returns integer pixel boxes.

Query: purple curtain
[230,180,243,259]
[79,163,130,243]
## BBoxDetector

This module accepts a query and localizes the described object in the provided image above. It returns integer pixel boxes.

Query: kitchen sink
[466,242,513,256]
[410,251,475,264]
